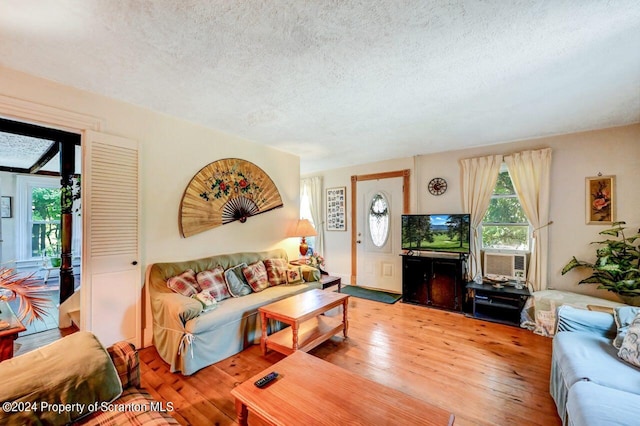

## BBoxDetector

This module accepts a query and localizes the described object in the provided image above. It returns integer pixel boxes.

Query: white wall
[0,65,301,344]
[303,156,415,284]
[0,171,17,265]
[308,124,640,302]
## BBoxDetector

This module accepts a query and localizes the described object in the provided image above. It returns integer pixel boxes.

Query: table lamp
[289,219,317,256]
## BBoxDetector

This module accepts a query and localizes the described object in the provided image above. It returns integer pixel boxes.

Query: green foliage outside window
[482,171,530,250]
[31,187,61,258]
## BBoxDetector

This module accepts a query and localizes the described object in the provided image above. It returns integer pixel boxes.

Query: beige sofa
[147,248,321,375]
[0,332,178,425]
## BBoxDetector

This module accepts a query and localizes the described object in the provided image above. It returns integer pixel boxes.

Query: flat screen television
[401,214,471,254]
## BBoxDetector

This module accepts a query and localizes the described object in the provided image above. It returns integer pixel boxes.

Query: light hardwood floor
[138,295,561,426]
[14,291,560,425]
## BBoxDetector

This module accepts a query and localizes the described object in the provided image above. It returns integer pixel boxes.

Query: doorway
[350,170,410,290]
[0,116,81,335]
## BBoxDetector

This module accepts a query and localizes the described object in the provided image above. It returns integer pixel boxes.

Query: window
[481,166,530,251]
[16,175,67,260]
[31,186,61,257]
[368,193,390,247]
[300,184,316,254]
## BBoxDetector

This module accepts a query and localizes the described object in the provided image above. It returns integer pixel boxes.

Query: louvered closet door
[83,131,141,348]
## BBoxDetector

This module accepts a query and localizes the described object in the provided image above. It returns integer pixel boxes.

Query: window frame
[16,175,61,260]
[480,166,531,254]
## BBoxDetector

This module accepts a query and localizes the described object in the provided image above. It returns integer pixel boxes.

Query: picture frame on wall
[326,186,346,231]
[586,175,615,225]
[1,196,12,218]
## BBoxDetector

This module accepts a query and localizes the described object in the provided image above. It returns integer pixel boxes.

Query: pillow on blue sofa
[613,306,640,348]
[243,261,270,292]
[167,269,200,297]
[196,267,231,302]
[192,290,218,312]
[224,263,253,297]
[618,312,640,368]
[286,266,305,285]
[264,258,288,286]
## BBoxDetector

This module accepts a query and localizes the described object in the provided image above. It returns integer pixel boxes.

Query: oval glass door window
[369,193,390,247]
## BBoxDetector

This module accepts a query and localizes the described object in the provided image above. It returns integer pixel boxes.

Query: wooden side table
[320,275,341,291]
[0,301,26,361]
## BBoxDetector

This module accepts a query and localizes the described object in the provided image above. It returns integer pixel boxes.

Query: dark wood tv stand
[466,282,531,327]
[401,253,467,312]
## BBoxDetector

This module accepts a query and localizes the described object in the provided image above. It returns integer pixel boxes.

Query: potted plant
[46,247,61,268]
[562,221,640,306]
[0,267,52,324]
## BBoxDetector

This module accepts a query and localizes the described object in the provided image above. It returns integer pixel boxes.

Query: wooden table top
[0,300,26,338]
[258,289,348,322]
[231,351,454,425]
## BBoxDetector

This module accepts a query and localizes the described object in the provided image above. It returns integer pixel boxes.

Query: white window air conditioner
[484,252,527,280]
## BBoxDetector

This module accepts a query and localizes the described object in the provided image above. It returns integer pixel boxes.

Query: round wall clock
[428,177,448,196]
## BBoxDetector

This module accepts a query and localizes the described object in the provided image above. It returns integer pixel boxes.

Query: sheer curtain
[504,148,552,292]
[301,176,324,256]
[460,154,503,281]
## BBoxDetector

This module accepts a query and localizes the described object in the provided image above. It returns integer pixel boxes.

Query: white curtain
[301,176,324,256]
[460,154,503,281]
[504,148,552,292]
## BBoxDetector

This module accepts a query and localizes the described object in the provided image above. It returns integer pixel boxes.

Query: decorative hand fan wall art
[179,158,283,238]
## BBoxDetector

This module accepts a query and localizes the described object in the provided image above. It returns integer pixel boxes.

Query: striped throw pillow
[264,258,288,286]
[196,267,231,302]
[242,261,269,292]
[166,269,200,297]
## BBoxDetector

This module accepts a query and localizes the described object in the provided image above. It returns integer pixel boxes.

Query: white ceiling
[1,1,639,173]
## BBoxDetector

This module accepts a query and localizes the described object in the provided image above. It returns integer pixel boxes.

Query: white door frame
[0,94,102,329]
[350,170,410,285]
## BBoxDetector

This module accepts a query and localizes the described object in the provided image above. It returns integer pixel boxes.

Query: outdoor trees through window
[31,187,61,258]
[481,168,530,251]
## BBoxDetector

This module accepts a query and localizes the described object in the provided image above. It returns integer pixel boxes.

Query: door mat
[337,285,402,304]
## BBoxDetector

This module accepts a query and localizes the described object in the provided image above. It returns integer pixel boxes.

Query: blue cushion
[224,263,252,297]
[567,381,640,426]
[554,331,640,395]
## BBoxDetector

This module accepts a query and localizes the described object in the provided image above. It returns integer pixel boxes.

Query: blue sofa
[147,248,321,375]
[551,306,640,425]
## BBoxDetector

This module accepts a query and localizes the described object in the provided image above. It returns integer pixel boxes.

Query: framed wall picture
[586,175,615,224]
[1,196,12,218]
[326,186,346,231]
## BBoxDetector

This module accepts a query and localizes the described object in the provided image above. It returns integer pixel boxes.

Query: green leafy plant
[562,222,640,297]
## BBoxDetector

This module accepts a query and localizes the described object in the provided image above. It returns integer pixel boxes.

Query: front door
[356,178,403,293]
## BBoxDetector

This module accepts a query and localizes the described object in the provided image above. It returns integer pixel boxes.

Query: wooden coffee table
[258,289,349,356]
[231,351,455,425]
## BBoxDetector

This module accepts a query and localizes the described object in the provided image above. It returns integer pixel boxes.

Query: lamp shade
[288,219,318,238]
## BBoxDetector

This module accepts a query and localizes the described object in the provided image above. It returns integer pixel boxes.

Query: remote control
[254,371,278,388]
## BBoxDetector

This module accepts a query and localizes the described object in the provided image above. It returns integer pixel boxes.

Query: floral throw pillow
[264,258,288,287]
[243,261,269,292]
[618,312,640,368]
[286,266,304,285]
[166,269,200,297]
[192,290,218,312]
[613,306,640,348]
[196,267,231,302]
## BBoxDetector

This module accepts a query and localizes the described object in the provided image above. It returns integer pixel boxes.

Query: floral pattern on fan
[179,158,284,237]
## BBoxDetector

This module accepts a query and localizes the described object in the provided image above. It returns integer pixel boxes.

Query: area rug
[337,285,402,304]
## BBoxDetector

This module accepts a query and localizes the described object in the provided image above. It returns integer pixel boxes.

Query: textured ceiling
[0,1,639,173]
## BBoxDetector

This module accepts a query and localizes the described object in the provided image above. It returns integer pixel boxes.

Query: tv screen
[401,214,471,253]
